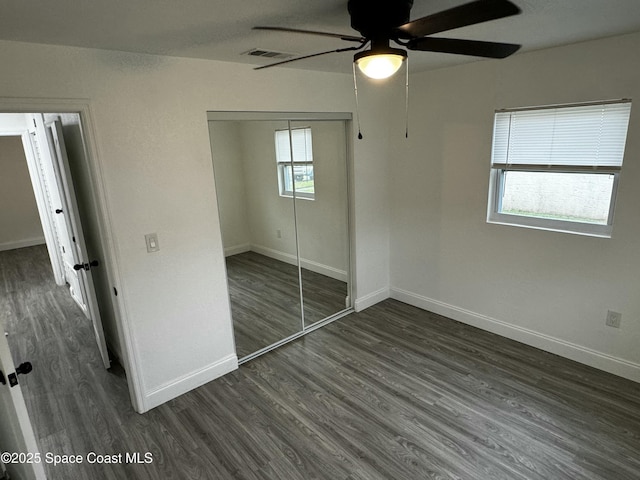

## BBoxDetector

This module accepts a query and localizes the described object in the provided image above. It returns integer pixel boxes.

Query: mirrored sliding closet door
[289,120,350,329]
[208,112,352,361]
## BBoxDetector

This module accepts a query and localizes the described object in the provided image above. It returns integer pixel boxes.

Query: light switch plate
[145,233,160,253]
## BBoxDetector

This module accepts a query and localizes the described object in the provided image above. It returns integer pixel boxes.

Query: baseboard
[391,287,640,383]
[251,244,348,282]
[0,237,46,252]
[354,287,390,312]
[142,354,238,412]
[224,243,251,257]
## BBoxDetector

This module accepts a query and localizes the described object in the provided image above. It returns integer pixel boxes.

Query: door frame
[0,97,144,413]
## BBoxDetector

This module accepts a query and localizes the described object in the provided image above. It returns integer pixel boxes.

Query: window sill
[279,193,315,201]
[487,212,612,238]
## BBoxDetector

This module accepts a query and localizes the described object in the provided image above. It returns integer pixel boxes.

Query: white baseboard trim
[301,257,348,283]
[142,354,238,412]
[224,243,251,257]
[251,244,348,282]
[354,287,390,312]
[391,287,640,383]
[0,237,46,252]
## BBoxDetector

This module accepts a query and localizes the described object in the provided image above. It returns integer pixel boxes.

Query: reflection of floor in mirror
[225,251,347,358]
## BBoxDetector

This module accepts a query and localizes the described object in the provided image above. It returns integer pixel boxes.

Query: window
[487,100,632,237]
[275,127,314,199]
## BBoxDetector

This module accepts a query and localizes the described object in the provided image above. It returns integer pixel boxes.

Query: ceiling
[1,0,640,74]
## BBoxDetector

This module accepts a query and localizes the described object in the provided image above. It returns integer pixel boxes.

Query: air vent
[243,48,294,60]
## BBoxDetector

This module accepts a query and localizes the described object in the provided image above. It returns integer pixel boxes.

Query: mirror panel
[209,120,303,358]
[290,120,351,328]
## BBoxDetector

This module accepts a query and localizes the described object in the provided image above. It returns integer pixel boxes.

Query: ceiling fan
[254,0,522,79]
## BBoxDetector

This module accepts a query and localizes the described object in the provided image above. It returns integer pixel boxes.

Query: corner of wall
[141,354,238,412]
[354,287,390,312]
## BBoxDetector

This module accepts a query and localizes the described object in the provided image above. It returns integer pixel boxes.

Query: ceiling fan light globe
[356,54,405,79]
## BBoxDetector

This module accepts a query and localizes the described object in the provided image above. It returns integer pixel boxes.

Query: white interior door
[0,332,46,480]
[51,191,83,308]
[46,119,111,369]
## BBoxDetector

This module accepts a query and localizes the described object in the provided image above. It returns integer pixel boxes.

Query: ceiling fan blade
[253,26,364,43]
[254,45,364,70]
[396,0,521,38]
[408,37,520,58]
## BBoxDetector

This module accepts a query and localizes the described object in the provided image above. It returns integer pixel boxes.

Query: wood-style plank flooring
[226,251,347,358]
[2,245,640,479]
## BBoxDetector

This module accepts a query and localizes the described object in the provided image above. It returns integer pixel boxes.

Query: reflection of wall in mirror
[0,136,44,250]
[209,120,348,282]
[209,121,251,254]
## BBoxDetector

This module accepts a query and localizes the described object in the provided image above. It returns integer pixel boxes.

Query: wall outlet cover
[605,310,622,328]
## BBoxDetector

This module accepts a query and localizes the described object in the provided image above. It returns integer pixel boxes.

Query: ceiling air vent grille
[243,48,293,60]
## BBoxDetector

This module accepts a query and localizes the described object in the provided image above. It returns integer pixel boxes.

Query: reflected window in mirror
[275,127,315,200]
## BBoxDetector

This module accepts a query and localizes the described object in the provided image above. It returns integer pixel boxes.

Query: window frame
[487,167,621,238]
[487,100,631,238]
[274,127,315,200]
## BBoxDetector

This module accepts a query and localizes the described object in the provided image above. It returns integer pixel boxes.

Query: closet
[208,112,352,361]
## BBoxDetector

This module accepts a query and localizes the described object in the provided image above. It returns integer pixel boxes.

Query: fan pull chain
[405,56,410,139]
[352,63,363,139]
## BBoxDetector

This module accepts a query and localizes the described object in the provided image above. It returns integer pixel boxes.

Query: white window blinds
[275,128,313,163]
[491,100,631,169]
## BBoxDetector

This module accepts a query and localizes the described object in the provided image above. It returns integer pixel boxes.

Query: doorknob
[0,362,32,388]
[16,362,33,376]
[55,208,63,214]
[73,260,99,271]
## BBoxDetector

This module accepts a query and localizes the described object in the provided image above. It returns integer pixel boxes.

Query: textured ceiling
[1,0,640,74]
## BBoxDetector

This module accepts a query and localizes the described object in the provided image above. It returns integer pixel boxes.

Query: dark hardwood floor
[225,251,347,357]
[2,245,640,479]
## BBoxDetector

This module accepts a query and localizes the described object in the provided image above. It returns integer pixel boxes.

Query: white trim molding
[224,243,251,257]
[0,237,46,252]
[143,354,238,412]
[391,287,640,383]
[250,244,348,282]
[355,286,390,312]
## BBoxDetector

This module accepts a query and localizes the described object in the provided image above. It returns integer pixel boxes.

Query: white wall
[390,32,640,380]
[0,135,44,250]
[293,121,349,278]
[208,121,252,255]
[236,120,299,260]
[0,39,392,410]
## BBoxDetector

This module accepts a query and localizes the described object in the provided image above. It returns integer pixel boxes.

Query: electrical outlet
[606,310,622,328]
[276,229,282,239]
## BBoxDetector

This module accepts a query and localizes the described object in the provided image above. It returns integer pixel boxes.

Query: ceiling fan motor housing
[348,0,414,39]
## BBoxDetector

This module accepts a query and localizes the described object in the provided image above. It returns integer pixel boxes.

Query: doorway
[0,112,109,367]
[0,109,130,478]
